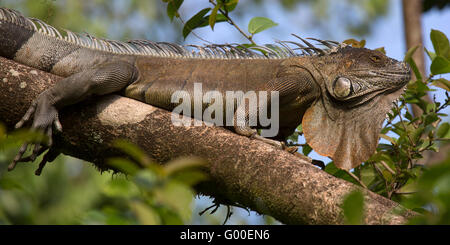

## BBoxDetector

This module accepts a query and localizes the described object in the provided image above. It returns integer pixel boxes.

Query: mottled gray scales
[14,32,80,72]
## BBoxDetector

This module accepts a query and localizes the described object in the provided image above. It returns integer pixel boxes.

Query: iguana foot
[282,144,299,154]
[8,93,62,175]
[311,159,325,169]
[250,133,283,148]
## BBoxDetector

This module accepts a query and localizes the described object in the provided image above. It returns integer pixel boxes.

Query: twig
[394,191,417,195]
[394,103,415,168]
[380,161,396,175]
[209,0,256,45]
[345,170,367,189]
[372,162,389,191]
[177,16,214,44]
[285,143,306,147]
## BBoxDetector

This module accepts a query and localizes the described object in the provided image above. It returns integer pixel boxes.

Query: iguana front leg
[233,74,316,150]
[9,60,138,174]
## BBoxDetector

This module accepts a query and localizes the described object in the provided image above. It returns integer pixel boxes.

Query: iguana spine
[0,7,411,173]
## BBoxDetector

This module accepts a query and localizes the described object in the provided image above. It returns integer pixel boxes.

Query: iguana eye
[370,55,381,62]
[333,77,352,98]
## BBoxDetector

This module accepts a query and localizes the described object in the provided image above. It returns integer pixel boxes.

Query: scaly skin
[0,7,411,174]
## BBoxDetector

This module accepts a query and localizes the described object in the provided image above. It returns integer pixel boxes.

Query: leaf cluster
[339,30,450,224]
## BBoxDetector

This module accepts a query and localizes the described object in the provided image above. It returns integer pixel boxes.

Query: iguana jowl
[0,7,411,172]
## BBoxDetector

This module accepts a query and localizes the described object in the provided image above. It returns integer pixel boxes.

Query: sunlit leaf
[209,2,222,30]
[129,201,161,225]
[375,46,386,54]
[430,29,450,59]
[154,182,194,222]
[343,39,366,48]
[223,0,239,12]
[432,78,450,91]
[248,17,277,35]
[164,157,207,177]
[437,122,450,138]
[170,170,209,186]
[102,177,138,198]
[107,157,140,175]
[430,56,450,75]
[380,134,396,144]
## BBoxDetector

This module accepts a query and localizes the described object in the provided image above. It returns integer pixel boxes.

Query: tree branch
[0,57,416,224]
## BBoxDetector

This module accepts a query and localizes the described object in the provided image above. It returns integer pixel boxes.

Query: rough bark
[0,57,416,224]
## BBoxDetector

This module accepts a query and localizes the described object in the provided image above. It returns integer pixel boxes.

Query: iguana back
[0,7,411,173]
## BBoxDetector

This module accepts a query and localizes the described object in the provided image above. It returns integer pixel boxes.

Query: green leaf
[166,0,184,21]
[424,47,437,61]
[102,177,138,198]
[209,2,222,30]
[164,157,207,176]
[360,165,377,187]
[380,134,396,144]
[297,124,303,134]
[247,17,278,35]
[342,190,365,225]
[154,182,194,222]
[182,8,211,39]
[404,45,423,81]
[302,143,312,156]
[430,56,450,75]
[437,122,450,138]
[113,139,152,166]
[430,29,450,59]
[107,157,140,176]
[432,78,450,91]
[133,170,160,190]
[223,0,239,12]
[170,170,209,186]
[343,39,366,48]
[129,201,161,225]
[375,46,386,54]
[324,162,359,185]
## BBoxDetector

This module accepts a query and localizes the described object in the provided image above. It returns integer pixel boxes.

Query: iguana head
[302,46,411,170]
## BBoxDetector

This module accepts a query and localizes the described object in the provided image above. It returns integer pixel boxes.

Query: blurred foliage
[423,0,450,13]
[341,190,365,225]
[0,124,110,224]
[0,130,207,224]
[276,0,389,37]
[90,140,208,225]
[0,0,183,42]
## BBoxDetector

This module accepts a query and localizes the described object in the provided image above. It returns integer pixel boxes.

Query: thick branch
[0,57,416,224]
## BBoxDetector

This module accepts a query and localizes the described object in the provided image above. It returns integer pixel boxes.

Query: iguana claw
[8,95,62,175]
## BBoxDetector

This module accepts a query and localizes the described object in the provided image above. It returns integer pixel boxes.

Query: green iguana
[0,7,411,173]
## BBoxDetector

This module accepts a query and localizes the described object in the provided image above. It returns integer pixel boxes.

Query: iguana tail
[0,7,132,77]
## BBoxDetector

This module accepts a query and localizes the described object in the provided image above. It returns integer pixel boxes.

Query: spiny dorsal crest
[0,7,346,59]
